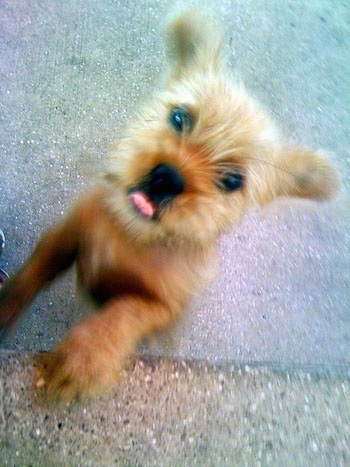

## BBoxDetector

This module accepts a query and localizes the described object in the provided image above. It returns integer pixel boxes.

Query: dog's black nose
[148,164,185,204]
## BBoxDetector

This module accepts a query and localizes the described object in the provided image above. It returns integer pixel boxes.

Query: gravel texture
[1,351,349,466]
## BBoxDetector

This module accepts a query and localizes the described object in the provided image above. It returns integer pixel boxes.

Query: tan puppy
[0,11,339,401]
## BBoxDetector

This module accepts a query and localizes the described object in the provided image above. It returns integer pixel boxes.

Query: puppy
[0,11,339,401]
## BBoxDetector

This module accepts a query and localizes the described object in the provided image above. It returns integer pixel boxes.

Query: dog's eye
[168,107,193,133]
[219,172,244,192]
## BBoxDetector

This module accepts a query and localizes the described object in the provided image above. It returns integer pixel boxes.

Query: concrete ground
[0,0,349,465]
[1,352,349,466]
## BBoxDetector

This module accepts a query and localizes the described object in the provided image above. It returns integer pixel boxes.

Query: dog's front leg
[0,214,79,339]
[36,294,177,401]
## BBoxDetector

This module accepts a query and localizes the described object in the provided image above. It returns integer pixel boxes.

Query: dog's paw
[35,321,121,402]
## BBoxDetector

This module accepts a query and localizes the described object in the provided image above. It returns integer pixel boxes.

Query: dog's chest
[78,221,210,305]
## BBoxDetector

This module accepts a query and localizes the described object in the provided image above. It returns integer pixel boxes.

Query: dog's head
[105,10,339,245]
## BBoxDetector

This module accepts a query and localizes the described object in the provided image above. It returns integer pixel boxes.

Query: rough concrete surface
[1,352,349,466]
[0,0,349,464]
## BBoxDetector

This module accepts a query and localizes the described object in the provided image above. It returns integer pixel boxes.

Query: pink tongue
[129,191,156,218]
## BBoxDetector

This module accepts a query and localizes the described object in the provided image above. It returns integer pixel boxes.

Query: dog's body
[0,11,339,401]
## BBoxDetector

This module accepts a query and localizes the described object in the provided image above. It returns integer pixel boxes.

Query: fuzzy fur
[0,11,339,401]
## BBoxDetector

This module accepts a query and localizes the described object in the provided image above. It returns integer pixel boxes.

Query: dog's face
[105,12,339,245]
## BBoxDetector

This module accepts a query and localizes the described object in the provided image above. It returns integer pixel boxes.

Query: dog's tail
[164,8,224,79]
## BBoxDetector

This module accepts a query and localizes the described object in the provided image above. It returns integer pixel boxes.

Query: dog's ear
[259,148,340,204]
[277,148,339,201]
[164,9,223,80]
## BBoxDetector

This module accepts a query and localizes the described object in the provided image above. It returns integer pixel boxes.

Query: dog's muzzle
[129,163,185,219]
